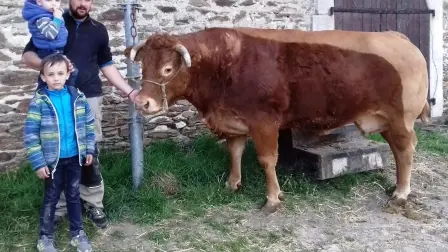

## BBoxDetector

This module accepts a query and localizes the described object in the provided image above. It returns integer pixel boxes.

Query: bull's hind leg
[381,126,417,204]
[250,124,283,214]
[225,135,246,191]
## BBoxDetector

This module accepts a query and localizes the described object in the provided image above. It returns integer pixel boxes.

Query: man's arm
[97,25,139,102]
[100,65,138,101]
[22,39,41,71]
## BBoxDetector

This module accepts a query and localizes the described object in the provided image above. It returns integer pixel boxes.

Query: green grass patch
[367,128,448,156]
[1,128,446,251]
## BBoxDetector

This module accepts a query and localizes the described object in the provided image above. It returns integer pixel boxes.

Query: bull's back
[230,28,423,130]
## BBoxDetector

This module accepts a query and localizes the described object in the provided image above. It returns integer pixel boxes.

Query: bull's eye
[161,64,174,77]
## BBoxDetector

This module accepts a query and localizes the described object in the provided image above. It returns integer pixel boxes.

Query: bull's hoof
[382,196,408,214]
[278,191,285,201]
[225,180,241,192]
[261,198,283,214]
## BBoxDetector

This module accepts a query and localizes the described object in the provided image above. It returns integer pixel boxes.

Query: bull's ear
[124,46,145,62]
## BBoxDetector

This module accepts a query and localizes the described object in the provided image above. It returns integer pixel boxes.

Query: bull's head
[124,34,192,115]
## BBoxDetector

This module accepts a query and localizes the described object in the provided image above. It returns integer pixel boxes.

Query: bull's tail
[418,101,430,124]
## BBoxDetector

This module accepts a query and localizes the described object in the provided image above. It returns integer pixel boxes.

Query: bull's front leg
[250,124,284,214]
[224,135,247,191]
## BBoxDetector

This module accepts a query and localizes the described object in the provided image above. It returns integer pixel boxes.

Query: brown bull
[124,27,429,213]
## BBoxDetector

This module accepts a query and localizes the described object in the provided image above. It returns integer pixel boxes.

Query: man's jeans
[39,155,83,239]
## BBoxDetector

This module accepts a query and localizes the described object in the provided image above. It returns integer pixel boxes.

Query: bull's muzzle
[134,95,162,114]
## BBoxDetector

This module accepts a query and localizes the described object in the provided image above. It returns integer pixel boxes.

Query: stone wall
[1,0,447,172]
[0,0,316,171]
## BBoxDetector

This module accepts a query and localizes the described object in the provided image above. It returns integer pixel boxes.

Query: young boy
[24,53,94,252]
[22,0,78,88]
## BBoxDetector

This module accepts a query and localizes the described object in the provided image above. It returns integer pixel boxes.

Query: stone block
[293,136,390,180]
[278,126,391,180]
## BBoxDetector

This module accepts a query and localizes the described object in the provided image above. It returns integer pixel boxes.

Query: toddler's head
[36,0,61,12]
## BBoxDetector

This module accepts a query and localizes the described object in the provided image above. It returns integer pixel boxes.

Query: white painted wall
[426,0,444,117]
[312,0,445,118]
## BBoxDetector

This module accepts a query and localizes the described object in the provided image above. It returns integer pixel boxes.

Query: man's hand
[128,89,140,103]
[36,166,50,179]
[53,8,63,19]
[85,154,93,166]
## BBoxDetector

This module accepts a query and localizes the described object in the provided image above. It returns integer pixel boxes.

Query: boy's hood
[22,0,52,21]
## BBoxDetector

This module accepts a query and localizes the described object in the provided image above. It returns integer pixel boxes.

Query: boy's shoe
[37,235,57,252]
[70,230,92,252]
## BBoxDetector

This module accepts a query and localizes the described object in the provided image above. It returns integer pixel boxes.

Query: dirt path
[89,146,448,252]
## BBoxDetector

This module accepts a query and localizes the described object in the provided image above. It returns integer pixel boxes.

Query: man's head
[124,35,192,115]
[36,0,61,12]
[69,0,92,20]
[40,54,70,91]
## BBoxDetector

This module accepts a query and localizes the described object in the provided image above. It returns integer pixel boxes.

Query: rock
[98,8,124,22]
[109,37,125,48]
[0,32,7,49]
[148,116,173,125]
[148,125,179,138]
[156,6,177,13]
[0,152,15,162]
[169,105,190,112]
[181,111,196,118]
[175,121,187,129]
[0,71,37,87]
[0,104,14,114]
[175,13,194,25]
[0,51,12,61]
[233,10,247,23]
[319,244,341,252]
[240,0,255,6]
[209,15,231,22]
[0,114,26,124]
[189,0,210,7]
[215,0,236,7]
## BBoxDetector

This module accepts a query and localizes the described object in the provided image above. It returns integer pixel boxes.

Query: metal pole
[122,0,143,190]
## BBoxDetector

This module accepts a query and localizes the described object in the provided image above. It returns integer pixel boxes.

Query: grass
[0,129,447,251]
[367,128,448,155]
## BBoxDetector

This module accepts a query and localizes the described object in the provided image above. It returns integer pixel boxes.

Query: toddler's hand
[85,155,93,166]
[53,8,63,19]
[62,55,74,73]
[36,166,50,179]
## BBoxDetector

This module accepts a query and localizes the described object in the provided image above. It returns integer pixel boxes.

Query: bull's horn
[173,44,191,67]
[130,39,147,61]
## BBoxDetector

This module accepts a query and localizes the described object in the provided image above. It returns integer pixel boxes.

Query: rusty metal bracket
[329,7,435,17]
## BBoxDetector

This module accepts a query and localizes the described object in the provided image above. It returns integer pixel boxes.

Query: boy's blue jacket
[22,0,68,49]
[24,86,95,172]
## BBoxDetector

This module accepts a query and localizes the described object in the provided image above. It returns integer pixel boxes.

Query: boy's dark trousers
[39,155,83,239]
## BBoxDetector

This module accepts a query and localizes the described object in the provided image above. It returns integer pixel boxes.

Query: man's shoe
[85,206,108,228]
[37,235,57,252]
[70,230,92,252]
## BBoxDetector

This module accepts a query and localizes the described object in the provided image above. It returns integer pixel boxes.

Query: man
[22,0,139,229]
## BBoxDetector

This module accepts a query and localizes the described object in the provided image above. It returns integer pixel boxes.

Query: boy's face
[36,0,61,12]
[40,61,69,91]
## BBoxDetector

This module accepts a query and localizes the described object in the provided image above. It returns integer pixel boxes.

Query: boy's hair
[40,53,70,75]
